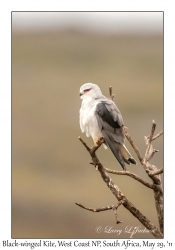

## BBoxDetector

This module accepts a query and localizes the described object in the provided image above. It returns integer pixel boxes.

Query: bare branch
[77,136,163,238]
[124,127,143,163]
[149,120,156,143]
[98,164,163,238]
[144,120,156,162]
[78,136,90,152]
[144,144,159,162]
[77,86,163,238]
[109,87,163,234]
[149,168,163,176]
[76,202,123,224]
[104,168,154,189]
[146,131,163,142]
[109,86,115,100]
[75,203,113,212]
[113,202,123,224]
[143,121,163,234]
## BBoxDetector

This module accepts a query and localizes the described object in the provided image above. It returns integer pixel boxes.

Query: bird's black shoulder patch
[96,103,121,128]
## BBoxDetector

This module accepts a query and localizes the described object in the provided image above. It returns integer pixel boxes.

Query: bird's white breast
[79,97,102,140]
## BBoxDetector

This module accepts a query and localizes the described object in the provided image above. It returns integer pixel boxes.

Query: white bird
[79,83,136,170]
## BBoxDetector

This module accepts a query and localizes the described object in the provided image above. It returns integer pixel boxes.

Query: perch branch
[78,136,90,152]
[77,86,163,237]
[78,136,163,238]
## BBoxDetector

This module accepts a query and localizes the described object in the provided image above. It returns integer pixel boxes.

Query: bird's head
[79,83,102,100]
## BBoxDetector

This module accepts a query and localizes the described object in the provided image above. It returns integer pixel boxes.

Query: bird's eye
[84,88,91,92]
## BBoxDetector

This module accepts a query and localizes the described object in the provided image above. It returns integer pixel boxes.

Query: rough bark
[76,86,163,238]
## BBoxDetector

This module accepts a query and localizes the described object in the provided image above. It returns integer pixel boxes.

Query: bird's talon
[94,139,100,146]
[94,137,104,146]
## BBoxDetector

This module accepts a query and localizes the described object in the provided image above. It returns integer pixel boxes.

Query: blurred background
[12,12,163,239]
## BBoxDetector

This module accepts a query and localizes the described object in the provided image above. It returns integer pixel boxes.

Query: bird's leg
[94,139,100,147]
[93,137,104,147]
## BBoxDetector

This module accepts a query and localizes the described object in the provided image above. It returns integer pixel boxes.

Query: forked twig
[146,131,163,142]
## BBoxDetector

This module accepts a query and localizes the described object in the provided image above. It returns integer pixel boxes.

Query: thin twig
[113,202,123,224]
[149,120,156,143]
[145,147,159,162]
[76,202,123,224]
[124,127,143,163]
[147,131,163,142]
[109,86,115,100]
[78,136,90,152]
[78,136,104,154]
[75,203,113,212]
[105,168,153,189]
[144,120,156,162]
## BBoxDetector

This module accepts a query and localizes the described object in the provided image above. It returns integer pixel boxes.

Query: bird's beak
[79,92,83,96]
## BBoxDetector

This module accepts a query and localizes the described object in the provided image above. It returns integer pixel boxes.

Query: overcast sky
[12,12,163,34]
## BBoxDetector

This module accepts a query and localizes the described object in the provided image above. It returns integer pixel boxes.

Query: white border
[0,0,175,248]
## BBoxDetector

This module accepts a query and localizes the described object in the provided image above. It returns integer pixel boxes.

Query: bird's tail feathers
[102,132,126,170]
[119,144,137,165]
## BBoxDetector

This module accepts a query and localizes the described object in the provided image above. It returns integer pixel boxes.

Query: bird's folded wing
[95,101,125,144]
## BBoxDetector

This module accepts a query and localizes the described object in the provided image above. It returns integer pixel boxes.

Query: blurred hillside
[12,30,163,238]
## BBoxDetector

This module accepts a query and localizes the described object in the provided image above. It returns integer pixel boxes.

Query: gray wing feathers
[95,101,127,170]
[95,102,125,144]
[95,101,136,170]
[101,130,126,170]
[105,102,123,126]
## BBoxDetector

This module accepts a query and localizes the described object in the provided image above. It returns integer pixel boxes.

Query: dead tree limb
[104,168,153,189]
[76,86,163,238]
[110,86,163,234]
[77,136,163,238]
[113,202,123,224]
[75,202,123,224]
[124,120,163,234]
[123,128,143,163]
[147,131,163,142]
[149,168,163,176]
[75,203,114,212]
